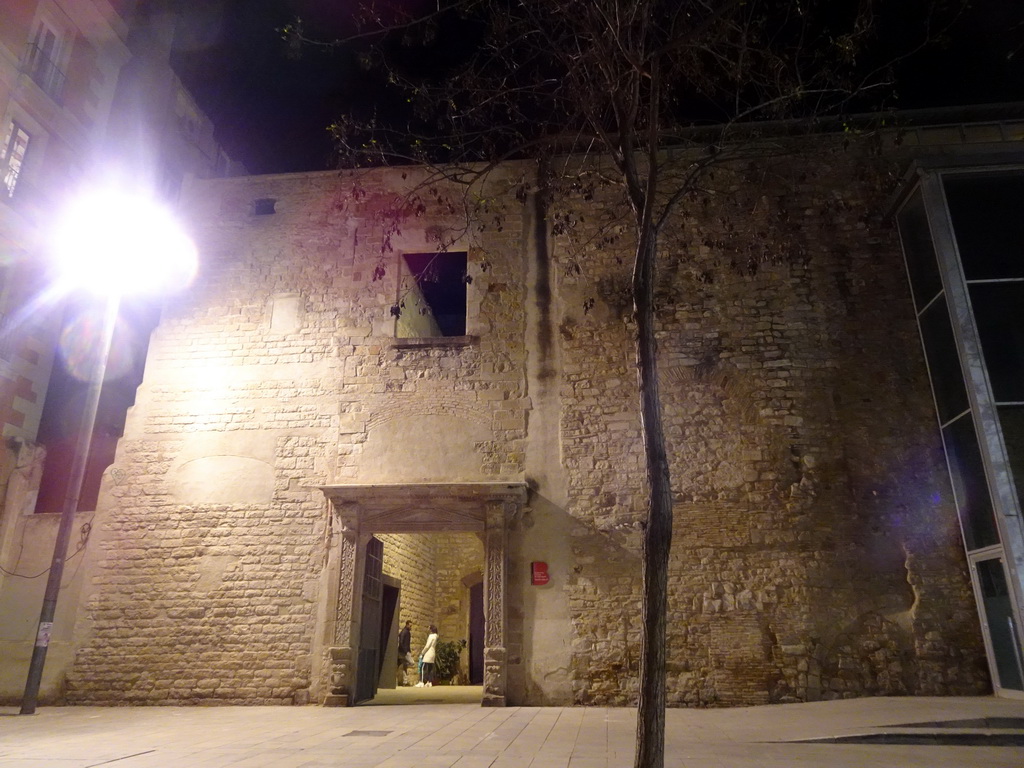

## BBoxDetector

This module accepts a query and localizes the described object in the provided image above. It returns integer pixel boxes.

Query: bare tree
[292,1,960,765]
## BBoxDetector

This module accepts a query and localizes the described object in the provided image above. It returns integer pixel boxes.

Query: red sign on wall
[531,561,550,586]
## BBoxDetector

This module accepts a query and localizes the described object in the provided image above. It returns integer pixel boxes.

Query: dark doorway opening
[378,583,399,682]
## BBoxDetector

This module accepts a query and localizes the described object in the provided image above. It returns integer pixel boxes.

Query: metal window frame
[899,161,1024,696]
[2,120,31,198]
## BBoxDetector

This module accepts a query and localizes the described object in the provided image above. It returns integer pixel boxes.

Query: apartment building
[0,0,242,702]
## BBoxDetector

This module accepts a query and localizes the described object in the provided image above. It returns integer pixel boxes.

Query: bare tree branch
[296,3,969,765]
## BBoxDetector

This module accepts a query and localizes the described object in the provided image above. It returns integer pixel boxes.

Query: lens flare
[58,307,135,383]
[50,188,198,297]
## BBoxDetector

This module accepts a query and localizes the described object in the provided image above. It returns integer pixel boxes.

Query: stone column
[482,500,509,706]
[324,506,358,706]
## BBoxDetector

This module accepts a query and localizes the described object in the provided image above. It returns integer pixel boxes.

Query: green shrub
[433,638,467,683]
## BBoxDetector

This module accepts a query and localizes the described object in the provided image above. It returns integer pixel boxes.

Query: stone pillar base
[324,645,352,707]
[483,645,507,707]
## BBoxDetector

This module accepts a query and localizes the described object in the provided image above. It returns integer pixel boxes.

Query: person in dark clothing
[397,620,413,685]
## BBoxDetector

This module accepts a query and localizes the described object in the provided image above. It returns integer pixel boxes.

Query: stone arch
[316,482,527,707]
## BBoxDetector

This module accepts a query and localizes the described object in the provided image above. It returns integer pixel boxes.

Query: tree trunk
[632,226,673,768]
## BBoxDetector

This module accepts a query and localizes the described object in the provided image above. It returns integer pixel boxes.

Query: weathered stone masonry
[63,138,987,707]
[551,143,986,704]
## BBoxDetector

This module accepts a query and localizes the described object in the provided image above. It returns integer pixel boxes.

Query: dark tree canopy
[321,0,973,171]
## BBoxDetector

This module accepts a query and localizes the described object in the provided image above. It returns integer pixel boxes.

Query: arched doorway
[316,482,527,707]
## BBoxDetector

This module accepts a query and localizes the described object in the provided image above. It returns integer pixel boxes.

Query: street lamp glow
[21,184,197,715]
[50,188,198,296]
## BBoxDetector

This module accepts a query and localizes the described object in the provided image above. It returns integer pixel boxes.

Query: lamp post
[19,187,196,714]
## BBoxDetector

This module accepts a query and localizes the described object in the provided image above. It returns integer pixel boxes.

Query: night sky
[169,0,1024,175]
[170,0,357,174]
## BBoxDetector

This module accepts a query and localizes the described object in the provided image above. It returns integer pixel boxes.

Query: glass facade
[942,413,1000,550]
[1001,405,1024,509]
[917,297,970,424]
[944,174,1024,281]
[976,557,1024,691]
[897,168,1024,695]
[898,191,945,309]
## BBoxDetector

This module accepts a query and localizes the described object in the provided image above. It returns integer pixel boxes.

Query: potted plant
[433,638,467,684]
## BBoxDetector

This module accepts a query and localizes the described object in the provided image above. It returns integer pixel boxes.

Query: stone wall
[65,436,325,705]
[435,533,483,641]
[551,141,988,704]
[60,166,529,704]
[53,137,990,707]
[435,532,483,680]
[379,533,436,643]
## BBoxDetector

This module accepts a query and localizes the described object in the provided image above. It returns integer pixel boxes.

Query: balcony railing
[3,161,22,199]
[22,43,65,104]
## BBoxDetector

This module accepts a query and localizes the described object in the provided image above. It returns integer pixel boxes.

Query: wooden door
[354,536,383,704]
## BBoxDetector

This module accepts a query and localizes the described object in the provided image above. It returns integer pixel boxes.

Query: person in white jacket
[416,625,439,687]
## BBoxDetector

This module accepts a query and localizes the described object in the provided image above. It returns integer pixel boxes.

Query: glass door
[970,551,1024,695]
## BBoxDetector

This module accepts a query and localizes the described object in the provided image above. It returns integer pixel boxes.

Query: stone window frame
[1,104,47,201]
[393,250,475,342]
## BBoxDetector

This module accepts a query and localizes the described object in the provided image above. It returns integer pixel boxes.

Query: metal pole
[20,295,120,714]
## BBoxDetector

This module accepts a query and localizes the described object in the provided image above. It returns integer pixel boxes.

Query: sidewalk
[1,692,1022,768]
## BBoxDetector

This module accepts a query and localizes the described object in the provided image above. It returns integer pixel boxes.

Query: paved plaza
[2,690,1023,767]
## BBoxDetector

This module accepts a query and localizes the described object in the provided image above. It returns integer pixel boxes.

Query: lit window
[2,121,31,198]
[395,251,468,338]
